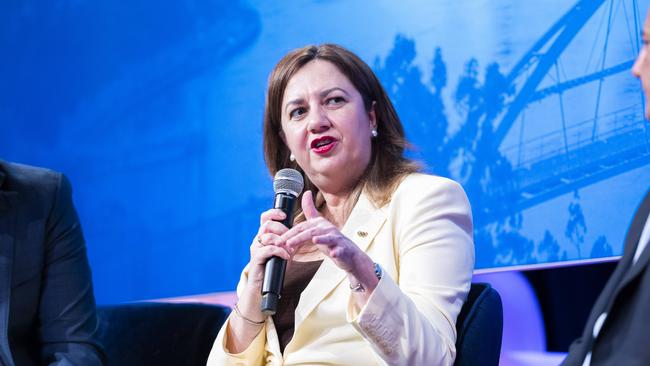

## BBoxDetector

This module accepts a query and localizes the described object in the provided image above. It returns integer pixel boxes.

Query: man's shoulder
[0,160,65,213]
[0,160,62,193]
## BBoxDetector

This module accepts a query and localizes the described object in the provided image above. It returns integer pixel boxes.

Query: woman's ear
[368,101,377,131]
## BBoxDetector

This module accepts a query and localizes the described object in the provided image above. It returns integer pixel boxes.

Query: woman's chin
[306,160,347,178]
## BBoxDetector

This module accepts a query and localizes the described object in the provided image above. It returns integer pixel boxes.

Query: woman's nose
[307,106,331,133]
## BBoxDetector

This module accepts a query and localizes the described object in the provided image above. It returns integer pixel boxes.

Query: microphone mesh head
[273,168,304,197]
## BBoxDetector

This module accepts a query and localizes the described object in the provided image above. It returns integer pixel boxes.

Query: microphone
[261,168,304,315]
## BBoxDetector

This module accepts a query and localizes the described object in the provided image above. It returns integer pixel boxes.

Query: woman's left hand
[283,191,362,274]
[284,190,380,297]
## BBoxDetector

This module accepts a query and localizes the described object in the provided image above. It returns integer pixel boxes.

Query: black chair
[454,283,503,366]
[96,302,230,366]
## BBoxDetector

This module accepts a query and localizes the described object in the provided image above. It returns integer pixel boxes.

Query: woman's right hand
[236,208,292,322]
[246,208,292,287]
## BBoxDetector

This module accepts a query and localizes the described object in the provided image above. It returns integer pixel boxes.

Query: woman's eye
[290,107,306,119]
[327,96,345,105]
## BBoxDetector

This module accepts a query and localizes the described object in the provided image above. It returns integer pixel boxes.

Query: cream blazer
[207,173,475,366]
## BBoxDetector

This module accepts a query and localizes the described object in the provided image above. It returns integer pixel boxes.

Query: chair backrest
[96,302,230,366]
[454,283,503,366]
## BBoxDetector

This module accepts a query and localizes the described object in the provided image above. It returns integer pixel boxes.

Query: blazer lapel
[599,190,650,315]
[0,168,18,366]
[293,191,387,330]
[615,190,650,291]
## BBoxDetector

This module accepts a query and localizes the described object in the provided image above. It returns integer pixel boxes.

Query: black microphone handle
[261,192,298,315]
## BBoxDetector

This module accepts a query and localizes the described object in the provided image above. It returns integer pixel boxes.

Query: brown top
[272,259,323,353]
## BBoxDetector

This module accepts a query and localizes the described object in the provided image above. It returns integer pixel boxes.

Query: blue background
[1,0,649,304]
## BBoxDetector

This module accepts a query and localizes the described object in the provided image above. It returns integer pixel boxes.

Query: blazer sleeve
[38,174,106,365]
[207,263,268,366]
[347,177,475,366]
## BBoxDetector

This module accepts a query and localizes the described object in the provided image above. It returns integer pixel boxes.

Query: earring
[371,129,378,138]
[289,153,296,162]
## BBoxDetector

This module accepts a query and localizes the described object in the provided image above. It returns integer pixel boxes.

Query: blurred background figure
[561,9,650,366]
[0,160,104,365]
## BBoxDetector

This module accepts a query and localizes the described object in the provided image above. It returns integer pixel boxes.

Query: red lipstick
[310,136,337,155]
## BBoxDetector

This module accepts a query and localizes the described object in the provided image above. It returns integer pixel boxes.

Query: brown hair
[263,43,419,209]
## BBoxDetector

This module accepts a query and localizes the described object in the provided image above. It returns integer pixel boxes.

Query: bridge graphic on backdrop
[374,0,649,265]
[403,0,650,223]
[504,103,648,212]
[493,0,650,215]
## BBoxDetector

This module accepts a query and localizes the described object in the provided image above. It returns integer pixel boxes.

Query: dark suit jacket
[0,161,105,365]
[562,190,650,366]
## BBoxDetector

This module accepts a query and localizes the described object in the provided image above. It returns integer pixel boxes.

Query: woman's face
[280,60,376,193]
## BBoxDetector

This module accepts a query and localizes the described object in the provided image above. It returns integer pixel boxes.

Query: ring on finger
[257,235,263,245]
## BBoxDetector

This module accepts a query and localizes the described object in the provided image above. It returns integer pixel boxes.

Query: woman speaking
[208,44,474,366]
